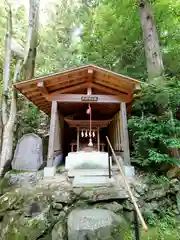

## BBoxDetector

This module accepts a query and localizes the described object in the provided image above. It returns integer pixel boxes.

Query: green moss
[8,170,32,174]
[0,177,10,195]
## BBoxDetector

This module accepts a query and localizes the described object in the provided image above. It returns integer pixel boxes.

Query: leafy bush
[128,77,180,169]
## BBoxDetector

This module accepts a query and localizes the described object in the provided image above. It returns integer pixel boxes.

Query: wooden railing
[106,136,148,234]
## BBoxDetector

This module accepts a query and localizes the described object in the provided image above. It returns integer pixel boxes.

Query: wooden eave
[65,118,112,129]
[14,64,141,116]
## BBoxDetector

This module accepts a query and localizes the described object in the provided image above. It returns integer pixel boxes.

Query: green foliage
[129,78,180,168]
[79,0,146,79]
[16,101,41,137]
[36,0,82,75]
[124,217,180,240]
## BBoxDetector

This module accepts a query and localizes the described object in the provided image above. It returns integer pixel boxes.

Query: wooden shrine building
[14,65,140,166]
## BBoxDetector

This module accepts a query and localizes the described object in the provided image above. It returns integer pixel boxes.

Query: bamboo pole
[106,136,148,232]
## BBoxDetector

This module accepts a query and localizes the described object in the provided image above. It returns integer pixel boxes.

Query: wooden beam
[120,102,130,165]
[37,81,49,95]
[94,79,130,94]
[48,82,88,96]
[47,94,123,103]
[94,70,135,89]
[65,119,112,128]
[91,82,120,95]
[26,91,42,98]
[47,101,58,166]
[87,69,93,94]
[47,79,87,93]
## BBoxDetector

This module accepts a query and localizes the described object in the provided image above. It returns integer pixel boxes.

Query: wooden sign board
[81,96,98,102]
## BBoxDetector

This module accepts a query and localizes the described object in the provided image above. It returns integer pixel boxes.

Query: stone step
[68,169,112,177]
[73,176,115,188]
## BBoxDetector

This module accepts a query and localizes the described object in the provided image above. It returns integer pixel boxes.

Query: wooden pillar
[97,127,100,151]
[47,101,57,166]
[77,127,80,151]
[115,114,118,150]
[117,114,121,151]
[120,102,131,165]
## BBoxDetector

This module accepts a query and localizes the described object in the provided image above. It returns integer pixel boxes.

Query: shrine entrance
[14,64,140,167]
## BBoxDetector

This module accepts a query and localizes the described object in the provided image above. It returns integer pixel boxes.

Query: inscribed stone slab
[12,133,43,171]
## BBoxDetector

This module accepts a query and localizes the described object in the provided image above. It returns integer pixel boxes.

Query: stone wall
[0,173,179,239]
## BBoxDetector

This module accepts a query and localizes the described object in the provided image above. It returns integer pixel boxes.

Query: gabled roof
[14,64,141,115]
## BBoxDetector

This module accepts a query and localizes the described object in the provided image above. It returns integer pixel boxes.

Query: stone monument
[12,133,43,171]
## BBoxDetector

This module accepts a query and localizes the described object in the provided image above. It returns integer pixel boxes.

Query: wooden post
[117,114,121,151]
[47,101,57,166]
[77,127,80,151]
[97,127,100,151]
[115,114,118,150]
[120,102,131,165]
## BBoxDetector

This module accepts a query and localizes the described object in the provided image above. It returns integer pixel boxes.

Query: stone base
[123,166,135,177]
[44,166,56,177]
[73,176,115,187]
[68,169,112,177]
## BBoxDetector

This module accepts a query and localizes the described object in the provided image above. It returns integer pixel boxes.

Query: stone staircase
[65,151,114,187]
[68,169,115,187]
[65,151,135,188]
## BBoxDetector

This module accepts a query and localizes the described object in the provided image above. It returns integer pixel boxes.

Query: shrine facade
[14,65,140,167]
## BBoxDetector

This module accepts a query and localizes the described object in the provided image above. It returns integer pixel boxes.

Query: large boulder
[0,209,50,240]
[67,209,129,240]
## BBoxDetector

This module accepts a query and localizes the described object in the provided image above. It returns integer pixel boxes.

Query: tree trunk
[23,0,40,80]
[0,0,40,176]
[0,60,22,176]
[2,5,12,127]
[139,0,164,82]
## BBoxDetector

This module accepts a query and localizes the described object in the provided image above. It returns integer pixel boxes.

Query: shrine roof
[14,64,141,116]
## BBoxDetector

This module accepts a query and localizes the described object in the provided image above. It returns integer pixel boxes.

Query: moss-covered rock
[52,220,67,240]
[67,209,129,240]
[0,177,11,195]
[0,186,56,240]
[0,189,24,215]
[0,208,51,240]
